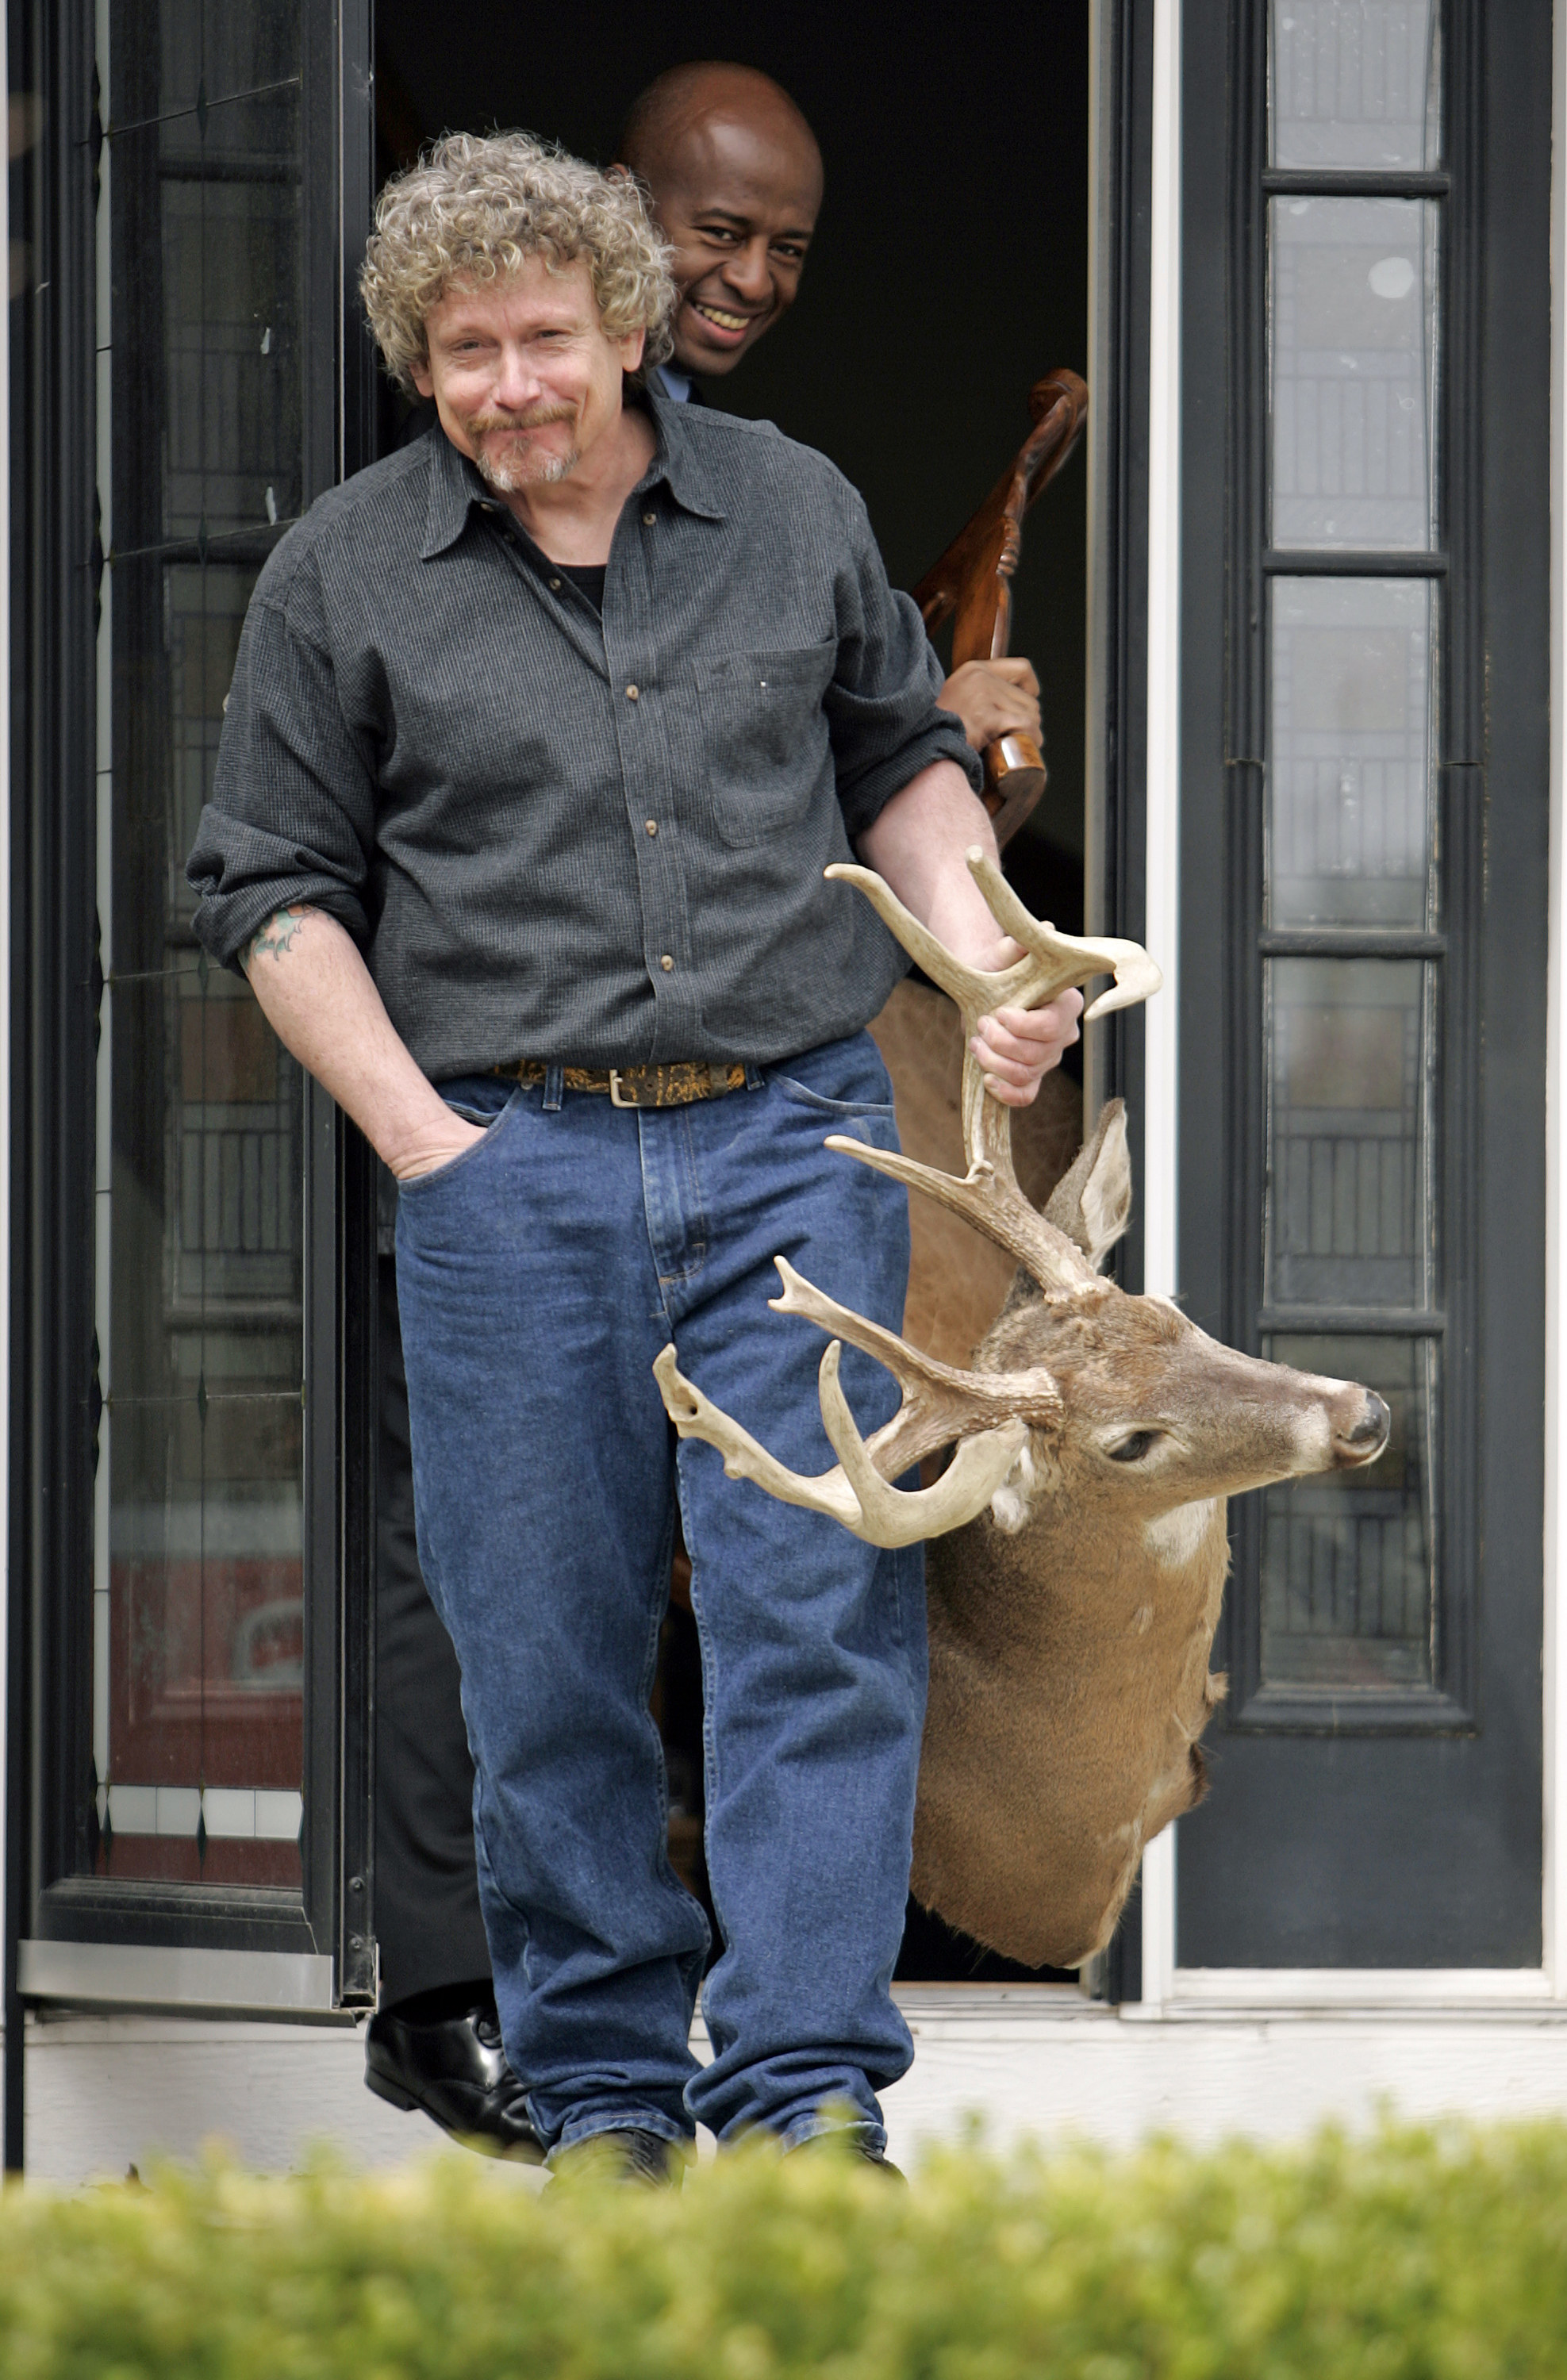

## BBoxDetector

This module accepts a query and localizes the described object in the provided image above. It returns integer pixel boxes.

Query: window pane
[95,0,305,1889]
[175,974,305,1313]
[1269,577,1432,926]
[106,971,303,1385]
[102,1394,303,1887]
[98,970,305,1892]
[1270,197,1437,551]
[110,554,268,950]
[1265,957,1432,1309]
[1270,0,1440,170]
[1259,1334,1435,1691]
[109,98,303,553]
[112,0,302,122]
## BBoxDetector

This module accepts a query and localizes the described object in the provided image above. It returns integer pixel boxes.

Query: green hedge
[2,2119,1566,2377]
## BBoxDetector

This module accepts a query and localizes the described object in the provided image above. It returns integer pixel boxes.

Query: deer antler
[823,850,1161,1294]
[656,1258,1060,1546]
[651,860,1162,1545]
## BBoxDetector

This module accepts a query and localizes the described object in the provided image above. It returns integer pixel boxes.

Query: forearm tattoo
[241,906,310,973]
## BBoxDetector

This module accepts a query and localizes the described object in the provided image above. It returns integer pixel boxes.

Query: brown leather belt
[493,1058,751,1109]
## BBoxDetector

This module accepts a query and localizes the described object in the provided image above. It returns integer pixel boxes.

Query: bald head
[619,62,820,186]
[616,63,823,378]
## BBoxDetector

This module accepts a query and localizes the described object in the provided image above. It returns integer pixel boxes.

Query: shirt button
[626,684,639,701]
[548,576,562,590]
[642,511,656,526]
[659,954,674,972]
[645,819,659,836]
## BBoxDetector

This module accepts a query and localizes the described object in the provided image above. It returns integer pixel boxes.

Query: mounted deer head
[655,855,1390,1968]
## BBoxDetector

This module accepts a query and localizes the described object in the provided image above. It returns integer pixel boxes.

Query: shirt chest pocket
[692,643,837,849]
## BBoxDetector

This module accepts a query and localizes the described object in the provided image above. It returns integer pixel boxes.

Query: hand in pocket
[393,1113,490,1182]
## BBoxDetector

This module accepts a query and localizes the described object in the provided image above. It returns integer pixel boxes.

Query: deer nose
[1334,1392,1390,1466]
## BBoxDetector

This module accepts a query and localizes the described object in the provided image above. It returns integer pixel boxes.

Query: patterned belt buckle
[608,1069,638,1108]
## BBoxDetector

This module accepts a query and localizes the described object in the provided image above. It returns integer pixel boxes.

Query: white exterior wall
[13,0,1567,2184]
[21,2000,1567,2183]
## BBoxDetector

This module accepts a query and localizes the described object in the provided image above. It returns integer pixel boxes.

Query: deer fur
[910,1101,1385,1967]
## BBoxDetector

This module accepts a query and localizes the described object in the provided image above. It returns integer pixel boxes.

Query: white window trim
[1138,0,1183,2009]
[1170,1967,1555,2009]
[0,0,13,1990]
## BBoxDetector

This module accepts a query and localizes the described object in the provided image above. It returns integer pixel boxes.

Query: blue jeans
[394,1031,925,2153]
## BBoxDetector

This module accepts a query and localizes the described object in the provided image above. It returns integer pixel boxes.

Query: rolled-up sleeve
[825,493,983,841]
[187,555,379,971]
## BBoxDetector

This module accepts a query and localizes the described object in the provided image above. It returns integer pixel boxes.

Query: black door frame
[3,0,378,2173]
[1174,0,1550,1971]
[0,0,1168,2160]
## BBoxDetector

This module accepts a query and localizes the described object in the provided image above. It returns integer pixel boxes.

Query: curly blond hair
[360,131,676,394]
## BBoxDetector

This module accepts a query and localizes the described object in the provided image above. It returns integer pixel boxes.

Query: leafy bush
[1,2118,1565,2377]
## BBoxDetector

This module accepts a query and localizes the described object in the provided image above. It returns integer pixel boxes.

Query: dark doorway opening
[374,0,1090,927]
[372,0,1092,1987]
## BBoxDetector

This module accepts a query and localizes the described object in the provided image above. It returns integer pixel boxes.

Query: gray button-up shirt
[187,392,978,1077]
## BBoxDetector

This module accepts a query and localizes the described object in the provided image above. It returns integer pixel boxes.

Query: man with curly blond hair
[189,132,1078,2178]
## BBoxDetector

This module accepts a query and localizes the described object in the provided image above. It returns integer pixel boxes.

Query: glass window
[1259,1333,1435,1690]
[1269,577,1434,926]
[1269,0,1440,171]
[1265,957,1433,1312]
[1250,2,1446,1710]
[94,2,306,1885]
[1269,196,1438,551]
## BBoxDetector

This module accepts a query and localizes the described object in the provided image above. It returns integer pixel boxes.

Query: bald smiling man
[617,63,823,388]
[615,60,1043,754]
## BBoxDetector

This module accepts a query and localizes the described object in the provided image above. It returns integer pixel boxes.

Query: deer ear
[1044,1100,1132,1270]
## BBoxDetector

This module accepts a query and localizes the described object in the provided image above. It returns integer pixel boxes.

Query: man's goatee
[475,443,581,492]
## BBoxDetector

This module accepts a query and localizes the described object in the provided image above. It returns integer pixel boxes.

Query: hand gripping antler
[821,850,1161,1294]
[654,858,1162,1545]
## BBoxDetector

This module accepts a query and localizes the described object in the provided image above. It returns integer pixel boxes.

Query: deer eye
[1108,1430,1158,1463]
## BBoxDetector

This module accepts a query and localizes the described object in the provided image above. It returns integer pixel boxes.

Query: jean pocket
[771,1073,897,1120]
[396,1091,517,1196]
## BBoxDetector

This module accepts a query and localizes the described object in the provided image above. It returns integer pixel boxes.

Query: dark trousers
[374,1257,492,2007]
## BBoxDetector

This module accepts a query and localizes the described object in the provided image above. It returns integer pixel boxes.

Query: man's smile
[686,297,769,344]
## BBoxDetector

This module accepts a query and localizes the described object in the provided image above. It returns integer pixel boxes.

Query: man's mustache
[469,407,576,434]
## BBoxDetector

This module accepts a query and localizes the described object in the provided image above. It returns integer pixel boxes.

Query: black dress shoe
[364,2000,543,2161]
